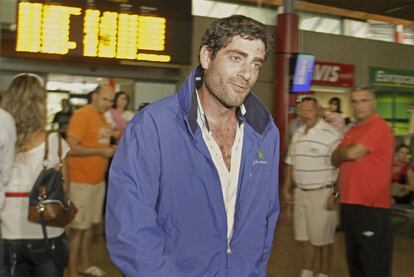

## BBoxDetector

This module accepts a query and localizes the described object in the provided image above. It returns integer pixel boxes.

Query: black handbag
[28,132,77,228]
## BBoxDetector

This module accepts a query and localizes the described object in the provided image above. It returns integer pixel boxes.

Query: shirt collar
[196,90,246,132]
[298,118,324,134]
[354,112,379,127]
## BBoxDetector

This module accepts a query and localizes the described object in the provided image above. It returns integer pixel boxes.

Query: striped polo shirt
[286,119,341,189]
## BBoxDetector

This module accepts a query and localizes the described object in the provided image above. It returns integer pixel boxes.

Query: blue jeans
[3,234,68,277]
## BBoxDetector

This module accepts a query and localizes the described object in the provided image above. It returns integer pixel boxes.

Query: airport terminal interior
[92,212,414,276]
[1,0,414,276]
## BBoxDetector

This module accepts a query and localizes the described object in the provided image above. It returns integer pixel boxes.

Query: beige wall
[302,31,414,88]
[313,91,352,118]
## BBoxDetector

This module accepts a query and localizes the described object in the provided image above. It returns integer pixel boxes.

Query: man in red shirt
[331,87,394,277]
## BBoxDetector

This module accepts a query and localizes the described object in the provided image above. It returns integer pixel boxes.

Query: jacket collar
[178,66,272,136]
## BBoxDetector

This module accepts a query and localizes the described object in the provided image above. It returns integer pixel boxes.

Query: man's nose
[238,63,251,81]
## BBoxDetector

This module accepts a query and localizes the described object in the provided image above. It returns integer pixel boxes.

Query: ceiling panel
[303,0,414,22]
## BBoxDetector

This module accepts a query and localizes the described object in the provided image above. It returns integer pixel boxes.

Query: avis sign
[312,61,354,87]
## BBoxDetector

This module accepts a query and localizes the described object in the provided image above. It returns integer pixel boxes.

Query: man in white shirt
[0,106,16,276]
[282,97,340,277]
[0,107,16,208]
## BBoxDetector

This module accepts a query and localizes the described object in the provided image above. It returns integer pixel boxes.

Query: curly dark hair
[200,15,273,60]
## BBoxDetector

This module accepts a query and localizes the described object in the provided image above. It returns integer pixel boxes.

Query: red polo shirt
[339,113,394,208]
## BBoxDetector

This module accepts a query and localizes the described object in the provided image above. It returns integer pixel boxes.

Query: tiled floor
[88,210,414,277]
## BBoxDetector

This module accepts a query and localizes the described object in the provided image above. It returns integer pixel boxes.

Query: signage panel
[1,0,192,65]
[370,67,414,92]
[312,61,354,87]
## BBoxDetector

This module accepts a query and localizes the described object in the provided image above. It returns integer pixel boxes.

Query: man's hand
[100,146,116,158]
[282,188,293,207]
[326,193,338,210]
[280,188,293,225]
[331,144,368,167]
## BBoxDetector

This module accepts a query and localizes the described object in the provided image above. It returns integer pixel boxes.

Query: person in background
[322,97,345,134]
[391,144,414,204]
[104,91,134,143]
[103,91,134,214]
[287,99,303,147]
[331,86,394,277]
[106,15,280,276]
[0,73,70,277]
[0,93,16,209]
[53,98,73,139]
[0,92,17,277]
[66,84,115,277]
[87,90,96,104]
[283,97,340,277]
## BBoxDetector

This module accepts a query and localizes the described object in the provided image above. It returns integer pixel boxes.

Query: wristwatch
[331,191,339,199]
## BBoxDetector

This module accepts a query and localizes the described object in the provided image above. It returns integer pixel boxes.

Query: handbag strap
[42,132,50,169]
[57,131,62,166]
[39,131,62,257]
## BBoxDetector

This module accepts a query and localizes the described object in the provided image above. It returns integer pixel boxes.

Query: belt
[5,192,30,197]
[296,185,333,191]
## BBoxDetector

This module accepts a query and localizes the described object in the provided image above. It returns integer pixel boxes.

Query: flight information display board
[1,0,192,65]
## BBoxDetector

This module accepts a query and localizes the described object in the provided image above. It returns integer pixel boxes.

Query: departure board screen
[1,0,192,65]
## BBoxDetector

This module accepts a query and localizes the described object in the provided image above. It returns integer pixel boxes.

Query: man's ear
[199,45,212,70]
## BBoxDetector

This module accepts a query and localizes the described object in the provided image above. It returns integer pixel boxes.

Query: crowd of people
[283,87,414,277]
[0,76,136,276]
[0,14,411,277]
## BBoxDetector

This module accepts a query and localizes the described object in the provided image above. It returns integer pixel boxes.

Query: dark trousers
[0,239,8,277]
[341,204,392,277]
[2,234,68,277]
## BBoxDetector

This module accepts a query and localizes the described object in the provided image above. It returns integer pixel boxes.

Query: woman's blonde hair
[1,73,46,151]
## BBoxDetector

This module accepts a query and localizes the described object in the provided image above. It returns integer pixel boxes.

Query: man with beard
[106,15,280,277]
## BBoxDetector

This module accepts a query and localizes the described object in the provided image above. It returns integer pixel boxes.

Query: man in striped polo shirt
[283,97,341,277]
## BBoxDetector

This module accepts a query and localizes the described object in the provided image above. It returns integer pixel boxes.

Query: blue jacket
[106,66,280,277]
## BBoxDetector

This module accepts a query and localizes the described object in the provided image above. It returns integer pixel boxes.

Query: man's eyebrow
[225,49,248,57]
[225,49,264,63]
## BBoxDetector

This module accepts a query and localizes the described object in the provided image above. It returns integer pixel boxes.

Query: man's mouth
[231,82,248,93]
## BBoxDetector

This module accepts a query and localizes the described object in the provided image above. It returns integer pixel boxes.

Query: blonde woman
[0,73,70,277]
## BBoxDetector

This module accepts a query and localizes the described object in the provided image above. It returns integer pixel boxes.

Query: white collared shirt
[196,91,244,242]
[285,119,340,189]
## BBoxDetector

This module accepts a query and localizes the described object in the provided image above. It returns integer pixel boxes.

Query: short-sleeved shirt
[0,108,16,189]
[338,113,394,208]
[67,105,111,184]
[286,119,340,189]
